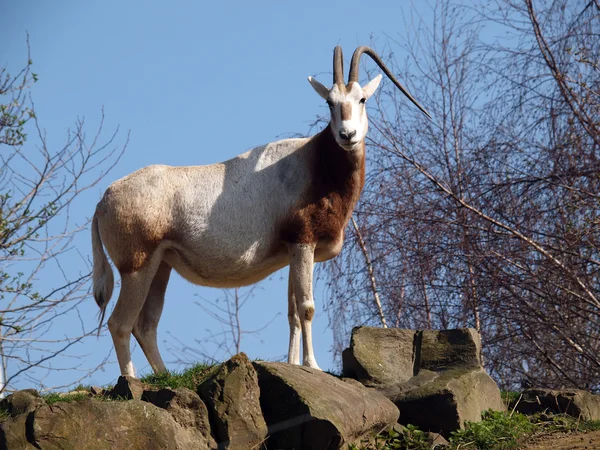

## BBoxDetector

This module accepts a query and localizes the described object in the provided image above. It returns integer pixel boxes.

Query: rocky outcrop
[0,385,216,450]
[343,327,505,434]
[1,327,509,448]
[0,355,401,450]
[1,399,213,450]
[254,361,399,450]
[198,352,267,450]
[516,388,600,420]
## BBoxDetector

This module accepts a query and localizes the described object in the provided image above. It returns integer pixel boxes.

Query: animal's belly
[161,227,344,287]
[163,247,289,288]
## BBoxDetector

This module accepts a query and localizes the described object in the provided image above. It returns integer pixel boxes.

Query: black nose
[339,129,356,140]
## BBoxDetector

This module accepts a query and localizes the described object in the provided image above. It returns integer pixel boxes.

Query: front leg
[289,243,321,370]
[287,276,301,365]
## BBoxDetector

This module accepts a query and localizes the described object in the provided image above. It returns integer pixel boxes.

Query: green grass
[450,410,534,449]
[31,362,215,407]
[71,383,92,391]
[351,410,600,450]
[349,424,430,450]
[140,362,215,390]
[0,362,216,421]
[42,392,90,405]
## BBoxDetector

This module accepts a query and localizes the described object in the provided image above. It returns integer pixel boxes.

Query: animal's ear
[362,74,382,100]
[308,76,330,100]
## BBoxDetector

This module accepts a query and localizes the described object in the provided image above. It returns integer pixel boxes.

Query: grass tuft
[42,392,90,405]
[140,362,215,390]
[450,410,534,449]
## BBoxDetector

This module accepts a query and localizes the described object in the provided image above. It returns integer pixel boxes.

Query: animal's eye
[359,97,366,104]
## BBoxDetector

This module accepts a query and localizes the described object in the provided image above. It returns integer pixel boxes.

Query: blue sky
[1,0,438,388]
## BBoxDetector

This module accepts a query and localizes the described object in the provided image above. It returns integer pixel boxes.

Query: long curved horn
[333,46,344,86]
[348,46,431,119]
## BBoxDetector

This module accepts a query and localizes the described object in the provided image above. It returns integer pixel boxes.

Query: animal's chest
[278,146,364,252]
[310,194,351,240]
[280,191,353,246]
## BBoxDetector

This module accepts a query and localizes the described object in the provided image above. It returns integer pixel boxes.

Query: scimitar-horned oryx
[92,45,430,377]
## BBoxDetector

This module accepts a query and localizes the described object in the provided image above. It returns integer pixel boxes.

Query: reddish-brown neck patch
[280,125,366,245]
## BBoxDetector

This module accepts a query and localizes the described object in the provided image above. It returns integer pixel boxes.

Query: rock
[425,431,449,449]
[343,327,416,387]
[0,389,45,417]
[389,367,505,434]
[58,390,90,398]
[516,388,600,420]
[342,327,505,435]
[1,398,213,450]
[142,387,216,448]
[198,352,267,450]
[90,386,104,396]
[106,375,144,400]
[418,329,482,371]
[342,327,483,386]
[253,361,399,450]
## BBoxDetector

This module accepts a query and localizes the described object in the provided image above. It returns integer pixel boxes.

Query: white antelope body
[92,46,430,377]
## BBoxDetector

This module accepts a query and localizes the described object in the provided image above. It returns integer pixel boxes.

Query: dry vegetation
[324,0,600,392]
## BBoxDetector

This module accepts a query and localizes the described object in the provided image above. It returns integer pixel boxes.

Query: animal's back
[95,137,313,284]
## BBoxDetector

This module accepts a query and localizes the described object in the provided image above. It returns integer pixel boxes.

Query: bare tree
[0,41,126,394]
[166,286,281,365]
[323,0,600,391]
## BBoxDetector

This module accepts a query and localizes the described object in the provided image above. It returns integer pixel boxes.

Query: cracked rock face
[2,333,503,449]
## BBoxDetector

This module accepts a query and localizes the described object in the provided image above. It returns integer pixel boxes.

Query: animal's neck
[313,124,366,210]
[316,124,365,174]
[277,125,367,246]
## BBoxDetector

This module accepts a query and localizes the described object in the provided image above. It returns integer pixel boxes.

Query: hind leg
[133,261,171,374]
[108,260,161,377]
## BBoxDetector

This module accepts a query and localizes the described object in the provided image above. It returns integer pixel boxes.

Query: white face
[308,75,382,151]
